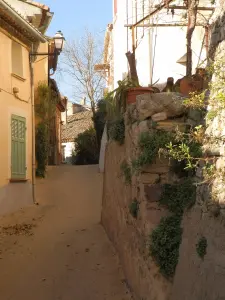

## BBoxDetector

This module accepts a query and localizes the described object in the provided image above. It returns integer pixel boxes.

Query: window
[11,115,26,180]
[11,41,23,78]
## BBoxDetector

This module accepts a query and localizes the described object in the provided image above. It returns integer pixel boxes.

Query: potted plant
[126,86,155,104]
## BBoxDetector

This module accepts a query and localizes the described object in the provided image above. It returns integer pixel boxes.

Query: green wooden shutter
[11,115,26,179]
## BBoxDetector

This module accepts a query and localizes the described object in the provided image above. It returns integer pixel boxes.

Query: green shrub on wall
[129,199,139,219]
[35,81,58,177]
[150,178,196,278]
[120,160,132,185]
[150,215,183,278]
[108,117,125,145]
[132,131,172,173]
[73,127,99,165]
[35,123,48,178]
[92,99,107,149]
[159,179,196,216]
[196,236,207,259]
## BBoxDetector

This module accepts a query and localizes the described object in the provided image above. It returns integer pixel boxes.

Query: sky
[43,0,113,101]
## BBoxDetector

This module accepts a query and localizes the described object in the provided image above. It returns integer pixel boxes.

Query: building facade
[61,102,92,164]
[111,0,212,89]
[10,0,67,166]
[0,0,46,215]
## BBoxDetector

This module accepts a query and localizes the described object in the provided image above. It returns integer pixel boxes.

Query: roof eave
[0,0,46,42]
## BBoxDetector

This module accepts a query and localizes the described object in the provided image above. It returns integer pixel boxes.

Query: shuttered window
[11,41,23,78]
[11,115,26,179]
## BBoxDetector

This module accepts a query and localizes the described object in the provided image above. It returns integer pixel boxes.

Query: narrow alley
[0,165,132,300]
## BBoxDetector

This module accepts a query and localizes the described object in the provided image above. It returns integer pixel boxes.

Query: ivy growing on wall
[35,81,58,177]
[35,123,48,178]
[132,130,172,174]
[196,236,208,259]
[129,199,139,219]
[108,117,125,145]
[159,179,196,216]
[150,215,183,278]
[120,160,132,185]
[149,178,196,278]
[148,59,225,277]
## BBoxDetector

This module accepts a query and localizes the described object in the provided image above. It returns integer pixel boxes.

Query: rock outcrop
[136,92,186,121]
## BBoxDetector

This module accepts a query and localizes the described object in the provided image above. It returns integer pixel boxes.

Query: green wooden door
[11,115,26,179]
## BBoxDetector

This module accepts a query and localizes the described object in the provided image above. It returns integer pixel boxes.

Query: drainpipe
[30,44,36,204]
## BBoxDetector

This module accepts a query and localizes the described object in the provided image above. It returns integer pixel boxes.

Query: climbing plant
[35,81,58,125]
[35,123,48,178]
[149,58,225,277]
[120,160,132,185]
[129,199,139,219]
[132,130,173,174]
[196,236,208,259]
[35,81,58,177]
[150,215,183,278]
[149,178,196,278]
[159,179,196,216]
[108,117,125,145]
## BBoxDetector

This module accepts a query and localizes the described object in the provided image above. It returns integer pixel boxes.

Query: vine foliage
[132,130,172,173]
[35,81,58,177]
[196,236,207,259]
[35,123,48,177]
[150,178,196,278]
[150,215,183,278]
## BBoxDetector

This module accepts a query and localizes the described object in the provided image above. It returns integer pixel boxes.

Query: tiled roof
[20,0,50,11]
[1,0,46,41]
[62,111,93,143]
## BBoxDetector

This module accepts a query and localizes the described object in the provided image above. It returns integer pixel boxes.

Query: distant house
[61,102,92,163]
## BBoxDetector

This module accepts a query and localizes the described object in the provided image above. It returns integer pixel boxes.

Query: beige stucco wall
[33,42,49,87]
[0,30,33,215]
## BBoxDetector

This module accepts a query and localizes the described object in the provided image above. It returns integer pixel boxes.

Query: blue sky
[43,0,112,101]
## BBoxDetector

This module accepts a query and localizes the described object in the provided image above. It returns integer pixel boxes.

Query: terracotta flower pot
[127,87,155,105]
[179,76,203,96]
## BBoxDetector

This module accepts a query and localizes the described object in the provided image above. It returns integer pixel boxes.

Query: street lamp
[29,30,65,204]
[30,30,65,57]
[53,30,65,54]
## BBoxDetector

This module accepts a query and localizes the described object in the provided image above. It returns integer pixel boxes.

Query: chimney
[80,97,86,106]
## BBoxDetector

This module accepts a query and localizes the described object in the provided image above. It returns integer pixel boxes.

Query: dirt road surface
[0,165,132,300]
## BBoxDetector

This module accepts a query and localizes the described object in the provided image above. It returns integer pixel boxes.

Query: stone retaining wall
[102,93,186,300]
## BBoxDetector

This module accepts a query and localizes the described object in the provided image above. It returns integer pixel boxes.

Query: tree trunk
[90,101,101,150]
[126,51,139,85]
[186,0,199,77]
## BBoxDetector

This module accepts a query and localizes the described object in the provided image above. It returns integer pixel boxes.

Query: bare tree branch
[186,0,199,76]
[60,29,106,114]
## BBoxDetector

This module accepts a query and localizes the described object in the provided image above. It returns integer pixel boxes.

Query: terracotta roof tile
[24,0,49,11]
[1,0,46,40]
[62,111,93,143]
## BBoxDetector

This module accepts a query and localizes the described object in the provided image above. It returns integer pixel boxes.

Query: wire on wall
[0,87,30,103]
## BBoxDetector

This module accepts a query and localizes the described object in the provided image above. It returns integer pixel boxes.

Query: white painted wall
[99,124,108,173]
[112,0,207,89]
[113,0,128,87]
[61,101,73,124]
[62,142,74,164]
